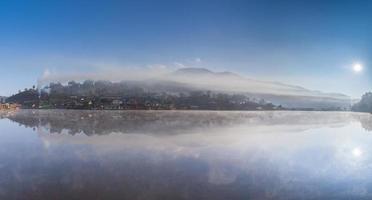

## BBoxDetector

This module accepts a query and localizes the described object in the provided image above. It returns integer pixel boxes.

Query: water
[0,110,372,199]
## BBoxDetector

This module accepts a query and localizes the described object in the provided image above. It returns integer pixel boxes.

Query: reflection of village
[4,112,356,200]
[3,110,370,136]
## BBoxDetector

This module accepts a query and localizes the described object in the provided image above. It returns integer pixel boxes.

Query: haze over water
[1,110,372,199]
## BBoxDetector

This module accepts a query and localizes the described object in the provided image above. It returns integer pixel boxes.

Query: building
[0,96,6,103]
[0,103,20,110]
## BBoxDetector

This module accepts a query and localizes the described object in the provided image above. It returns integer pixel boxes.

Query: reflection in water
[352,147,363,157]
[0,110,372,199]
[355,114,372,131]
[2,110,370,135]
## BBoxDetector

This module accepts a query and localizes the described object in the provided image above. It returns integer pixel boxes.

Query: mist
[37,67,350,101]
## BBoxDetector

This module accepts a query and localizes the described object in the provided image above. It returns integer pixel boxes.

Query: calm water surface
[1,110,372,200]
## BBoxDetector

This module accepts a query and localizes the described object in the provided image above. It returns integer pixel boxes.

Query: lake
[0,110,372,199]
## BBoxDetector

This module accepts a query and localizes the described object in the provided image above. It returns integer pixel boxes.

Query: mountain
[173,68,242,79]
[171,68,349,97]
[6,90,38,106]
[167,68,350,109]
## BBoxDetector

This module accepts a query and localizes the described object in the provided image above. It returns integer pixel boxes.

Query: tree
[352,92,372,112]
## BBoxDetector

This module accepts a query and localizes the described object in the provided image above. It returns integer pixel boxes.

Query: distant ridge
[172,67,349,99]
[174,68,241,78]
[168,67,351,109]
[174,68,214,75]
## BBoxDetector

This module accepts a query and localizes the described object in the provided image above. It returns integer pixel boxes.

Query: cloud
[173,62,186,68]
[37,65,173,87]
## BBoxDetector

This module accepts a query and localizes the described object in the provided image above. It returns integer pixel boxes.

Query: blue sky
[0,0,372,97]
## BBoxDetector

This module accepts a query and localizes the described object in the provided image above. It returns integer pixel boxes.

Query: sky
[1,0,372,97]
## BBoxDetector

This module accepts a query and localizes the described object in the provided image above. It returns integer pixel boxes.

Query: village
[2,86,283,111]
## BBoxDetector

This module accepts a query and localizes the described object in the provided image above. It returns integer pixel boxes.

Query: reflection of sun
[352,147,363,157]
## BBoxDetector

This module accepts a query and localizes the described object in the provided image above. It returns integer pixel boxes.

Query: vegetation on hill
[6,87,39,108]
[352,92,372,112]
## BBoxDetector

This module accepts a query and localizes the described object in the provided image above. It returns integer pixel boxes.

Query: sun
[353,63,363,72]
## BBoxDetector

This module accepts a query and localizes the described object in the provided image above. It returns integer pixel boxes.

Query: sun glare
[353,63,363,73]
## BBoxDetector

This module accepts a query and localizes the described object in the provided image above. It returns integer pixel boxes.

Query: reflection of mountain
[1,110,372,199]
[5,106,372,187]
[2,110,366,136]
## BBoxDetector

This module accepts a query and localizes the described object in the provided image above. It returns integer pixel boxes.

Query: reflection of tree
[354,114,372,131]
[2,110,362,136]
[352,92,372,112]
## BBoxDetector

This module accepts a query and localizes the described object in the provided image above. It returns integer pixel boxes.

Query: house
[0,96,6,103]
[0,103,20,110]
